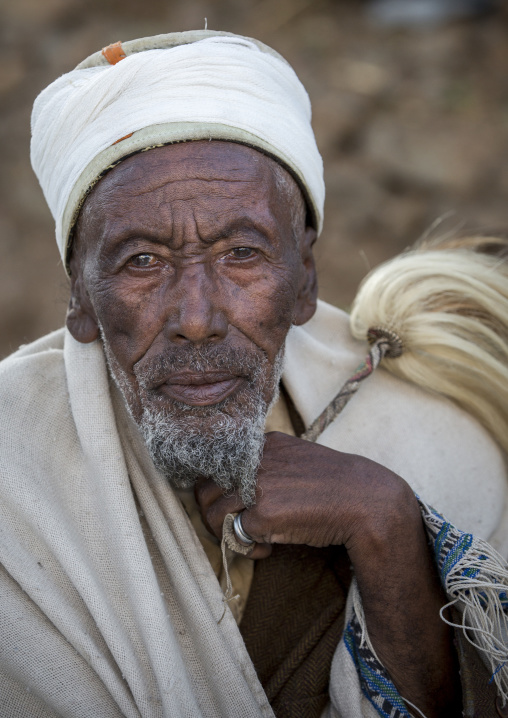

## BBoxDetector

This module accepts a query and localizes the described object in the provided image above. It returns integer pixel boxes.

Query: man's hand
[196,431,413,554]
[195,431,461,718]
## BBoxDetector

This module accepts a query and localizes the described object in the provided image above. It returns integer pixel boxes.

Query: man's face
[69,141,317,502]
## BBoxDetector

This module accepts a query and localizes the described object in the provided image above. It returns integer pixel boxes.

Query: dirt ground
[1,0,508,358]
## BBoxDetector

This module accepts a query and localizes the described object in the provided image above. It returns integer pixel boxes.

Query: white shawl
[0,301,506,717]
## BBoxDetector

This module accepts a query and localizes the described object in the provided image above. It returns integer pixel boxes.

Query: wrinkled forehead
[73,140,297,256]
[95,140,277,197]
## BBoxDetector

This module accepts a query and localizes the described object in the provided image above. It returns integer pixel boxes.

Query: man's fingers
[227,510,273,559]
[194,479,274,560]
[194,477,243,513]
[194,476,222,505]
[247,543,273,559]
[207,496,246,538]
[194,478,244,537]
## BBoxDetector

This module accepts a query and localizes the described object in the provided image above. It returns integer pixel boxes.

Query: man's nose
[164,266,228,345]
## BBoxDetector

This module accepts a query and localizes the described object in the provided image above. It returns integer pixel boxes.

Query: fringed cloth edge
[340,498,508,718]
[419,496,508,703]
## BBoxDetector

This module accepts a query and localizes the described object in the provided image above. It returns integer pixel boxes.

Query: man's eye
[129,253,157,268]
[230,247,255,259]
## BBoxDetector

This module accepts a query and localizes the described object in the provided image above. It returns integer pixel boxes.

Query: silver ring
[233,512,255,546]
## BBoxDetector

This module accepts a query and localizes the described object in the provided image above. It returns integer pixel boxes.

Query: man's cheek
[97,323,152,392]
[229,278,297,341]
[232,307,288,360]
[253,294,297,347]
[94,294,162,361]
[262,269,302,329]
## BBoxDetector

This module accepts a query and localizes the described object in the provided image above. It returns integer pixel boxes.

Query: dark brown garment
[453,609,501,718]
[240,548,503,718]
[239,543,352,718]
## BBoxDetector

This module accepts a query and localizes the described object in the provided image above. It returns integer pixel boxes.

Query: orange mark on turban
[102,41,127,65]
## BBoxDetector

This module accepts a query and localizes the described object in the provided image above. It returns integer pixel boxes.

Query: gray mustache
[134,344,267,387]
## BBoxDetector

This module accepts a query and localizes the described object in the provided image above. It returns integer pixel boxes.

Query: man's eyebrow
[99,216,275,249]
[100,228,166,247]
[203,218,273,244]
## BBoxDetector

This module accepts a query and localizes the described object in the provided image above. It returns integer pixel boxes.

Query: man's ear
[293,226,318,326]
[65,258,99,343]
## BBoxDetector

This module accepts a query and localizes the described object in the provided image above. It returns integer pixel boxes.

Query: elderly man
[1,30,507,718]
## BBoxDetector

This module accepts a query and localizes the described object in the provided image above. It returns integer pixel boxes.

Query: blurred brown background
[1,0,508,359]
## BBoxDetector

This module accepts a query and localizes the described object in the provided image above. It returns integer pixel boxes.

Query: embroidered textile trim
[344,613,411,718]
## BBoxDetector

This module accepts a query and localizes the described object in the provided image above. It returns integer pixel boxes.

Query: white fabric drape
[0,301,506,716]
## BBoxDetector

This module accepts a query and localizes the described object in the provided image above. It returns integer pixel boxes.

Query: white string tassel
[217,513,250,624]
[419,497,508,702]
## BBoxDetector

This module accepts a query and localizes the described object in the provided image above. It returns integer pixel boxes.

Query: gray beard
[102,335,284,507]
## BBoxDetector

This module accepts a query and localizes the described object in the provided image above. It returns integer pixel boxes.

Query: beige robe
[0,300,506,717]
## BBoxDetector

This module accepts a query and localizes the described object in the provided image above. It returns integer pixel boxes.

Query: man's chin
[139,403,267,507]
[143,395,240,418]
[101,334,286,505]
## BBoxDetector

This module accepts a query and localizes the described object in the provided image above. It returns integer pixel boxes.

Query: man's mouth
[155,371,246,406]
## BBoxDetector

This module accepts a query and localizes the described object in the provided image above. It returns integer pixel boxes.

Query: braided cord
[301,328,403,443]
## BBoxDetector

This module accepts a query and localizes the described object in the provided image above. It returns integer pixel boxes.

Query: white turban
[30,30,325,270]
